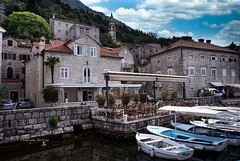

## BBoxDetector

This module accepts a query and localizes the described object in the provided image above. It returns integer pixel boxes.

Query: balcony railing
[121,63,134,69]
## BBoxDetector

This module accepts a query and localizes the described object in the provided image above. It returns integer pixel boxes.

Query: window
[66,31,68,36]
[157,60,160,65]
[90,47,96,57]
[231,69,236,77]
[58,22,61,27]
[201,68,206,76]
[189,67,195,76]
[168,68,172,75]
[167,56,172,62]
[221,57,227,62]
[65,24,68,29]
[211,69,217,80]
[7,53,13,59]
[83,46,87,56]
[7,40,13,46]
[84,67,90,83]
[222,68,226,77]
[189,55,193,60]
[36,68,39,80]
[60,67,69,79]
[94,29,97,33]
[211,56,217,61]
[58,30,61,35]
[80,28,84,33]
[28,70,31,81]
[86,28,89,33]
[74,45,86,56]
[7,67,13,79]
[229,58,237,63]
[200,55,205,60]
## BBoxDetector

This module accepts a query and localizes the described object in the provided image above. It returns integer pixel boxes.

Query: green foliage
[134,65,139,73]
[43,88,58,103]
[170,91,178,101]
[0,85,7,97]
[131,93,140,103]
[49,116,58,127]
[44,56,60,84]
[121,93,131,106]
[109,94,117,108]
[100,33,119,48]
[5,11,51,42]
[161,92,169,101]
[95,95,105,107]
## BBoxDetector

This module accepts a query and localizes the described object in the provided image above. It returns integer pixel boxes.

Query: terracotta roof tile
[33,40,72,53]
[151,39,238,57]
[100,46,123,58]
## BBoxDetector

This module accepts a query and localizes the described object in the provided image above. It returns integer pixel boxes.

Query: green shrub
[121,93,131,106]
[131,93,140,103]
[109,94,117,108]
[49,116,58,127]
[170,91,178,101]
[43,88,58,102]
[161,92,169,101]
[95,95,106,107]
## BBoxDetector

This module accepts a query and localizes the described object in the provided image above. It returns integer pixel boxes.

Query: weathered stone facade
[0,105,92,145]
[49,17,99,42]
[150,38,239,98]
[1,36,31,100]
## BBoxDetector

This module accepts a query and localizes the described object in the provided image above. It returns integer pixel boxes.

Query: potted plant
[131,93,140,103]
[109,94,117,108]
[95,95,105,108]
[121,93,131,107]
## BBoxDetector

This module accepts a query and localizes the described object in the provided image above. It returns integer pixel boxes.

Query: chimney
[39,36,45,54]
[198,39,204,43]
[206,40,211,44]
[181,36,192,41]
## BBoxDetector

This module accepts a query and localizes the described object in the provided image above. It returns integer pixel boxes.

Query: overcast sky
[80,0,240,46]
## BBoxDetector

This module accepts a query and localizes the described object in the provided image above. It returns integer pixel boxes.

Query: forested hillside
[0,0,176,47]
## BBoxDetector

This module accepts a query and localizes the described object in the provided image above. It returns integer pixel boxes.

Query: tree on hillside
[44,56,60,84]
[4,11,51,42]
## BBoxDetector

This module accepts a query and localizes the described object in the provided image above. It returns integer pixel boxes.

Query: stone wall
[0,105,92,144]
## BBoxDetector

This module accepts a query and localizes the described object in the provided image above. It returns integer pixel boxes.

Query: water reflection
[1,132,240,161]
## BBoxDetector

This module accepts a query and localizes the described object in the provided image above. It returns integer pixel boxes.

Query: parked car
[15,98,32,109]
[198,88,223,97]
[0,99,16,110]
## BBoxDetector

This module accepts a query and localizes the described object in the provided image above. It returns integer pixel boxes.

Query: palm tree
[44,56,60,84]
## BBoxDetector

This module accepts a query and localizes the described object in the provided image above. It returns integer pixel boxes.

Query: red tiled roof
[33,40,72,53]
[151,39,238,57]
[100,46,124,58]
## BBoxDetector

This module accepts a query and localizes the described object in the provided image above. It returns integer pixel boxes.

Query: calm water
[1,131,240,161]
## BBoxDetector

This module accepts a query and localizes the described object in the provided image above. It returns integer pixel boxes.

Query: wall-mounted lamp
[86,61,88,66]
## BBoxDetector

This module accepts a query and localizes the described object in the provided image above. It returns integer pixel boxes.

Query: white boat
[136,133,194,160]
[191,118,240,132]
[147,125,228,152]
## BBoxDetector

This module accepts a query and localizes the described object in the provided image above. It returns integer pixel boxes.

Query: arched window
[7,67,13,79]
[84,67,90,83]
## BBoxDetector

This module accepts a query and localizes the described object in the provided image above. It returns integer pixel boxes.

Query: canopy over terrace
[103,71,188,108]
[157,106,228,118]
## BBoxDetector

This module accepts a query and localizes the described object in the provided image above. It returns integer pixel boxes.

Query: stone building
[100,46,134,72]
[149,37,240,98]
[25,34,140,107]
[1,36,31,100]
[49,16,99,42]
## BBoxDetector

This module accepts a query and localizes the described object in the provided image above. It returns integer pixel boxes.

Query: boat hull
[136,133,194,160]
[147,125,228,152]
[172,122,240,146]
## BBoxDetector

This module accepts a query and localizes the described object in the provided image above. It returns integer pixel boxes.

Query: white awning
[104,71,188,82]
[157,106,228,118]
[226,84,240,88]
[45,83,142,88]
[210,82,225,87]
